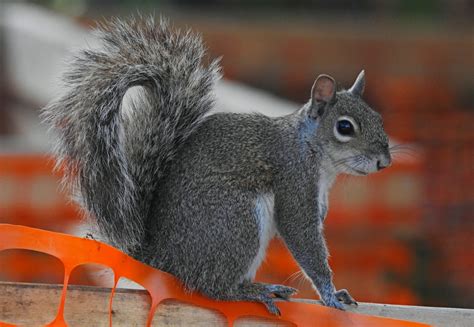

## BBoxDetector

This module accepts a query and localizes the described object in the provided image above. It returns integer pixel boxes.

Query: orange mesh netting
[0,224,430,327]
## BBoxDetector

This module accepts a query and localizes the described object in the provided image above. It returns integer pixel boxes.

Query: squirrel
[42,17,392,315]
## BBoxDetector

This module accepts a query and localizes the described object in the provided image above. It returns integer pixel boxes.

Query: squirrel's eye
[334,116,358,142]
[337,120,354,136]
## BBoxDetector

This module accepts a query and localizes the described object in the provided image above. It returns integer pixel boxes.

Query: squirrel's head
[305,71,391,176]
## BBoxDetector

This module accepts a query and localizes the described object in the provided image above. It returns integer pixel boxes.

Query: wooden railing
[1,282,472,326]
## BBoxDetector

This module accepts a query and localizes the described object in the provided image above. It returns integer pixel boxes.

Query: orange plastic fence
[0,224,429,327]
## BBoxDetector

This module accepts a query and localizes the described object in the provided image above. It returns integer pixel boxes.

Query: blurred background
[0,0,472,313]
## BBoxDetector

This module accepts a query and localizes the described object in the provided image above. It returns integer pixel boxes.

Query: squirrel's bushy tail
[42,17,221,253]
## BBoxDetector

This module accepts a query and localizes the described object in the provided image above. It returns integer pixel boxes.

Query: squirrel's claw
[263,299,282,316]
[322,288,357,310]
[266,284,298,300]
[257,283,297,315]
[324,296,346,310]
[335,288,358,306]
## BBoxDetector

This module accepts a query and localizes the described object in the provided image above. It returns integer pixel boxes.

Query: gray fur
[41,17,221,252]
[43,17,391,314]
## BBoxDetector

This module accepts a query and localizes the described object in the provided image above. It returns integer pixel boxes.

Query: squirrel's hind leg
[203,281,297,315]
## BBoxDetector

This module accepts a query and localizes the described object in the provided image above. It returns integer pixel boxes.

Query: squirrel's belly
[244,192,276,281]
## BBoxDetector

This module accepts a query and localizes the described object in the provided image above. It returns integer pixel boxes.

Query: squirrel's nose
[376,155,392,171]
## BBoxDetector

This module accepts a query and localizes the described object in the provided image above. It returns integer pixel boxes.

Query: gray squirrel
[42,17,392,315]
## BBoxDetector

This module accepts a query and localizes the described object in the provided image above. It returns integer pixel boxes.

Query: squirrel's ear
[310,74,336,117]
[349,70,365,97]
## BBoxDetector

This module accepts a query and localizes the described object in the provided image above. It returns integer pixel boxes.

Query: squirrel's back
[157,112,279,191]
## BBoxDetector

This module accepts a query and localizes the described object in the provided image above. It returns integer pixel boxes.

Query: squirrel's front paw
[322,289,357,310]
[335,288,358,305]
[323,295,345,310]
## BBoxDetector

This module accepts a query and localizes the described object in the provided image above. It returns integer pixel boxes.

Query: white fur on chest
[318,174,329,208]
[317,170,335,221]
[245,192,276,281]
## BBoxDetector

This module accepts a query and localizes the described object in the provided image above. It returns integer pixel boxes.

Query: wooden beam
[296,298,474,327]
[0,282,472,326]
